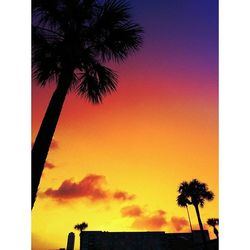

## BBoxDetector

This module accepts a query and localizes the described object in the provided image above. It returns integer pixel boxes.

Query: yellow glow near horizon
[32,75,218,249]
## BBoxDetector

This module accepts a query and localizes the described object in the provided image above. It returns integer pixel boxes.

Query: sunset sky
[32,1,218,249]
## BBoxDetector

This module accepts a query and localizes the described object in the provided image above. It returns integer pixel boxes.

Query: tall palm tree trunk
[186,205,194,241]
[32,70,73,209]
[194,205,208,250]
[186,205,193,232]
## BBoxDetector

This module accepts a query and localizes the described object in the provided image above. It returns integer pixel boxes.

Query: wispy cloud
[169,216,188,232]
[121,205,167,230]
[121,205,191,232]
[121,205,143,217]
[131,210,167,230]
[113,191,135,201]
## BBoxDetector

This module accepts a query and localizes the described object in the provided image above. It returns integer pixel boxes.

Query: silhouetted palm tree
[32,0,143,209]
[74,222,88,232]
[176,192,193,235]
[207,218,219,239]
[74,222,88,250]
[177,179,214,250]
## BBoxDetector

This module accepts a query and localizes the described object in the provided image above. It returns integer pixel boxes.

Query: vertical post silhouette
[66,232,75,250]
[186,205,194,241]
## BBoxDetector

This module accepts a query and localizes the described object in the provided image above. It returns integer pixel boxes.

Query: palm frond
[177,194,190,207]
[207,218,219,227]
[77,64,117,103]
[100,0,132,26]
[32,0,143,100]
[74,222,88,232]
[103,22,143,62]
[33,0,64,29]
[32,26,61,85]
[204,190,214,201]
[178,181,189,193]
[177,179,215,208]
[90,0,143,62]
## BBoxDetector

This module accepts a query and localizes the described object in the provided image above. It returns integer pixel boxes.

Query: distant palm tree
[32,0,143,209]
[74,222,88,250]
[177,179,214,250]
[176,192,193,235]
[207,218,219,239]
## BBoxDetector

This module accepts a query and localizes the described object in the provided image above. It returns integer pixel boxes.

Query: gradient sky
[32,1,218,249]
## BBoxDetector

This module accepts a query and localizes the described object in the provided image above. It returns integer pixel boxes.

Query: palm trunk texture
[186,206,194,242]
[194,205,208,250]
[32,71,72,209]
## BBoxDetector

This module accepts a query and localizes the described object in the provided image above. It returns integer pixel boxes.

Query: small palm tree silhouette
[207,218,219,239]
[177,179,214,250]
[32,0,143,209]
[74,222,88,250]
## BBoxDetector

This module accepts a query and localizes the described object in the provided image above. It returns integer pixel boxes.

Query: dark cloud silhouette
[113,191,135,201]
[44,161,56,169]
[42,174,135,203]
[170,216,188,232]
[121,205,143,217]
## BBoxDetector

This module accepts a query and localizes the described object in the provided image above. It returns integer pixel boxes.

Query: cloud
[43,174,108,202]
[44,161,56,169]
[121,205,167,230]
[49,139,59,150]
[121,205,143,217]
[170,216,188,232]
[121,205,191,232]
[131,210,167,230]
[42,174,135,204]
[113,191,135,201]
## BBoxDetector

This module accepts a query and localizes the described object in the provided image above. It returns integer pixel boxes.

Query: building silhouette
[80,230,211,250]
[66,232,75,250]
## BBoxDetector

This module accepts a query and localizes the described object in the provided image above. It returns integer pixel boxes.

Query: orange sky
[32,68,218,250]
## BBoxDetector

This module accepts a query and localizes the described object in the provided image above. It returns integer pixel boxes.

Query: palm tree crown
[177,179,215,250]
[31,0,143,209]
[32,0,143,103]
[207,218,219,227]
[177,179,214,208]
[74,222,88,232]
